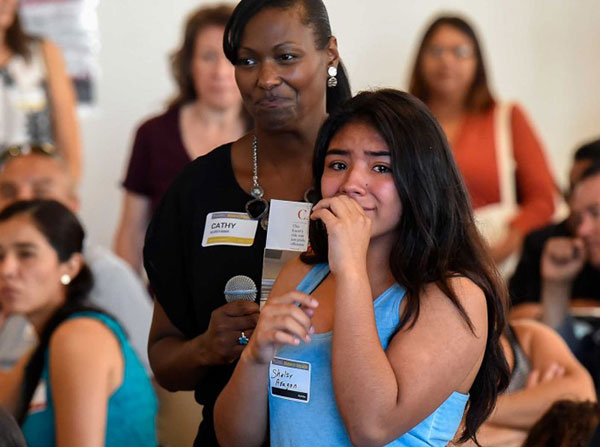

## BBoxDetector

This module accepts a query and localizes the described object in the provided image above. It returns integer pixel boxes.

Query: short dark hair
[574,138,600,162]
[409,15,494,113]
[169,4,235,108]
[223,0,351,113]
[303,89,509,443]
[523,400,600,447]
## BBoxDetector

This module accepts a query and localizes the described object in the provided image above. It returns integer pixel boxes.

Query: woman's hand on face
[245,291,317,365]
[311,195,371,276]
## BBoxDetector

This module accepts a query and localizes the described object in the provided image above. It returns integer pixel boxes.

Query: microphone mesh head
[224,275,257,302]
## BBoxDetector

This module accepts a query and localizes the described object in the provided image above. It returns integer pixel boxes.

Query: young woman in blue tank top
[0,200,157,446]
[215,89,510,446]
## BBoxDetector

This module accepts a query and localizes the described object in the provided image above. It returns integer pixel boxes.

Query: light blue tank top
[269,264,469,447]
[21,312,157,446]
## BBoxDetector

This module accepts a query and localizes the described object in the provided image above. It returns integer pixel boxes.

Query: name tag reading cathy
[202,212,258,247]
[269,357,311,403]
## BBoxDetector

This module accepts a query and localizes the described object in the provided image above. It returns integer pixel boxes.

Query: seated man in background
[509,138,600,319]
[538,163,600,383]
[0,151,152,372]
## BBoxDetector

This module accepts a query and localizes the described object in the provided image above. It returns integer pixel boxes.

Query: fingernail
[309,326,315,334]
[294,338,300,345]
[305,335,311,343]
[311,299,319,307]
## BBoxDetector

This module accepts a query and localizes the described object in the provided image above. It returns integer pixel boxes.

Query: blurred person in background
[522,400,600,447]
[0,0,81,181]
[0,152,153,373]
[409,15,556,271]
[538,163,600,386]
[0,200,156,446]
[510,138,600,319]
[114,3,249,274]
[456,319,595,447]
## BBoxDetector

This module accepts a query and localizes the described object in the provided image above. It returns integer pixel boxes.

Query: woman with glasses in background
[0,0,81,181]
[409,16,556,270]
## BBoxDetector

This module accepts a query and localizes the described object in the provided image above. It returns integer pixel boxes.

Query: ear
[326,36,340,68]
[59,252,84,282]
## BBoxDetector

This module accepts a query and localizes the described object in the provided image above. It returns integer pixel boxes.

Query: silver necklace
[245,135,270,229]
[244,135,315,230]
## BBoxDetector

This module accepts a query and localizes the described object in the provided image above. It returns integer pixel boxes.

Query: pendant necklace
[244,135,315,230]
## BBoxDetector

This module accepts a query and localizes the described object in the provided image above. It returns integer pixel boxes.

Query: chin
[255,109,297,131]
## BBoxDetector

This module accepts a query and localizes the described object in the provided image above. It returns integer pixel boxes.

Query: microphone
[224,275,257,302]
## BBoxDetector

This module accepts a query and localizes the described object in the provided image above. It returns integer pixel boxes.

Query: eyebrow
[14,242,38,250]
[325,149,391,157]
[239,41,299,53]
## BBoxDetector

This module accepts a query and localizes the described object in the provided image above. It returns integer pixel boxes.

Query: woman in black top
[144,0,350,445]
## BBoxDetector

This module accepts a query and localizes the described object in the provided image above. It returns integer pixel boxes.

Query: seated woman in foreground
[0,200,157,446]
[214,89,510,447]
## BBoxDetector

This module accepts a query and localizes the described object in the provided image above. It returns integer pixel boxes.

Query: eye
[277,53,297,62]
[327,161,346,171]
[17,250,35,259]
[373,164,391,174]
[236,57,257,67]
[200,51,218,62]
[0,185,16,199]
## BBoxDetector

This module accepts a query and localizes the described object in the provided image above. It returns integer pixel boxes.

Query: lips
[0,286,19,300]
[255,96,291,109]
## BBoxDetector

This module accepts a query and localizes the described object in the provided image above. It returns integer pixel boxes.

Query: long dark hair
[0,200,98,424]
[168,4,235,109]
[303,89,509,443]
[409,16,494,113]
[5,13,34,60]
[223,0,351,114]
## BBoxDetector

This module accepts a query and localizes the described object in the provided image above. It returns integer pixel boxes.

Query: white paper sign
[202,212,258,247]
[270,357,311,403]
[265,200,312,251]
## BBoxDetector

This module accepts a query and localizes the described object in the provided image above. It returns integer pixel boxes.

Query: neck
[255,112,326,166]
[27,295,66,336]
[187,99,242,130]
[428,94,467,121]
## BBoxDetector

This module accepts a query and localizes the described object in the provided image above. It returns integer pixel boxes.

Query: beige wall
[79,0,600,247]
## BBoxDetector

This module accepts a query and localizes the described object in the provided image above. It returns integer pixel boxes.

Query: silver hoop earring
[327,66,338,88]
[60,274,71,285]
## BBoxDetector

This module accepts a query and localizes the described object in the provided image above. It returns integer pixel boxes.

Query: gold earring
[60,274,71,285]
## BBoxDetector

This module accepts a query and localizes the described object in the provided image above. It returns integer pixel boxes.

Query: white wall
[79,0,600,247]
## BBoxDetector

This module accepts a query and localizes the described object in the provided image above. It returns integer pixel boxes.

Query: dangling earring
[60,274,71,285]
[327,66,338,88]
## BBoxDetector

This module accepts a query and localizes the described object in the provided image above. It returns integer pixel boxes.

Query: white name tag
[202,212,258,247]
[269,357,311,403]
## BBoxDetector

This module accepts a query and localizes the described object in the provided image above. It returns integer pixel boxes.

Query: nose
[340,165,367,198]
[576,213,594,238]
[257,60,281,90]
[0,253,17,279]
